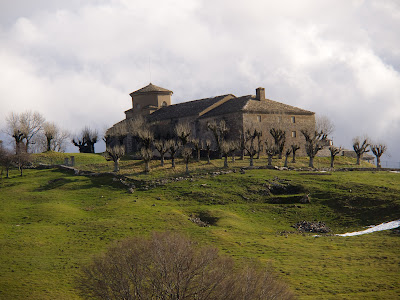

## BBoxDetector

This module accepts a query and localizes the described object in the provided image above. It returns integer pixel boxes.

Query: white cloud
[0,0,399,163]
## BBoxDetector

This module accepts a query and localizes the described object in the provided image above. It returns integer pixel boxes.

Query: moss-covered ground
[0,153,399,299]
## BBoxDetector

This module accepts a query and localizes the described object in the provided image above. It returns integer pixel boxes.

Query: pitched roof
[147,94,234,122]
[130,83,173,96]
[200,95,314,118]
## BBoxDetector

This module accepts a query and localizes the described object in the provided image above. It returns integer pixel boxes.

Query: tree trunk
[268,155,272,166]
[46,137,52,152]
[171,157,175,168]
[207,151,211,164]
[224,156,228,168]
[240,149,244,160]
[145,161,150,173]
[284,156,288,167]
[356,155,361,165]
[376,156,381,168]
[113,160,119,172]
[197,150,200,162]
[160,155,165,167]
[309,156,314,168]
[249,156,254,167]
[292,152,296,163]
[20,167,23,177]
[185,162,189,174]
[330,156,335,168]
[6,168,9,178]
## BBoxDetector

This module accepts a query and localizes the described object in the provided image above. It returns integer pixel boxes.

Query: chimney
[256,87,265,101]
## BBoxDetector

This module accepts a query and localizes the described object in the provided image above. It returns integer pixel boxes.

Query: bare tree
[265,139,277,166]
[370,144,387,168]
[168,139,181,168]
[154,139,170,167]
[72,127,99,153]
[220,140,236,168]
[40,122,70,152]
[0,146,13,178]
[181,147,192,174]
[204,139,212,164]
[6,112,26,154]
[284,148,292,167]
[290,144,300,163]
[316,115,335,137]
[207,120,229,156]
[329,146,342,168]
[244,128,260,167]
[106,145,125,172]
[191,138,201,162]
[270,128,286,159]
[19,111,46,152]
[137,128,154,173]
[175,122,192,146]
[301,130,327,168]
[14,147,31,176]
[105,122,127,147]
[77,231,295,300]
[352,137,370,165]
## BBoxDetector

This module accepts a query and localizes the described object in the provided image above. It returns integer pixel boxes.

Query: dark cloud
[0,0,399,163]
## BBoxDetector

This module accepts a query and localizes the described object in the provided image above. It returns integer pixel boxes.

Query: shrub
[77,232,295,300]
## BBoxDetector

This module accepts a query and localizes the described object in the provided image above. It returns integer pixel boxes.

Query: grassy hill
[0,153,399,299]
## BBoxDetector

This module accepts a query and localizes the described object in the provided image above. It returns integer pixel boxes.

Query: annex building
[110,83,315,155]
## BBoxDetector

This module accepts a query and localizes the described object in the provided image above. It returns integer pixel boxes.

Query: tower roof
[129,83,173,96]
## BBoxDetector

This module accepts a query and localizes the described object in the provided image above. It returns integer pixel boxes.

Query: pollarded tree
[352,137,370,165]
[370,144,387,168]
[175,122,192,146]
[106,145,125,172]
[154,139,170,167]
[329,146,342,168]
[6,112,26,154]
[181,146,192,174]
[238,130,246,160]
[14,147,31,176]
[137,128,154,173]
[203,139,212,164]
[270,128,286,159]
[207,119,229,157]
[40,122,70,152]
[18,111,45,153]
[0,146,13,178]
[283,148,292,168]
[167,139,181,168]
[220,140,236,168]
[191,138,201,162]
[255,130,263,159]
[244,127,260,167]
[301,130,327,168]
[72,126,99,153]
[290,144,300,163]
[265,139,277,166]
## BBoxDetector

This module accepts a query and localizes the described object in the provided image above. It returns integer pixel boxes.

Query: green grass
[0,154,399,299]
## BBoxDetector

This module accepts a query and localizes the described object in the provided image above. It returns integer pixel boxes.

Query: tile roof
[147,94,234,122]
[130,83,173,96]
[200,95,314,118]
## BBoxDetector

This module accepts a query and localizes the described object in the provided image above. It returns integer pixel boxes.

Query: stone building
[109,83,315,155]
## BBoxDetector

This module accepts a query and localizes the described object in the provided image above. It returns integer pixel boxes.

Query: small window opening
[291,131,296,138]
[291,116,296,123]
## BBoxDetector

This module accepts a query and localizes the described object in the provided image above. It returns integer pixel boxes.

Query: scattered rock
[127,188,134,194]
[292,221,331,233]
[151,204,156,207]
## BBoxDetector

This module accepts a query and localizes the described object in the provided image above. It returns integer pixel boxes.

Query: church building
[109,83,315,155]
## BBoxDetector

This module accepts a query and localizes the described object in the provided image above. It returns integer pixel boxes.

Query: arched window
[161,101,168,107]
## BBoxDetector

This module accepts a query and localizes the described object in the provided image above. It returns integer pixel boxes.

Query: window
[257,115,261,122]
[161,101,168,107]
[291,131,296,138]
[291,116,296,123]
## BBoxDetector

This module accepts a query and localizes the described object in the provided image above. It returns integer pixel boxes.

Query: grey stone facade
[108,83,315,156]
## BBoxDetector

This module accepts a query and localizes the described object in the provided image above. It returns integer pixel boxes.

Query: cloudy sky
[1,0,399,164]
